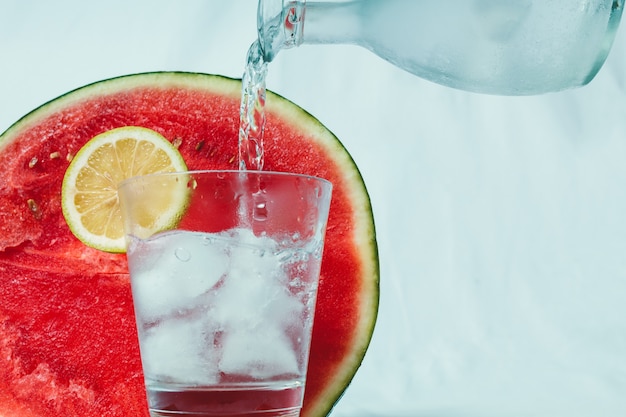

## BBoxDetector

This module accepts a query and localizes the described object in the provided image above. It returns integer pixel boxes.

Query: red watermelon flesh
[0,72,379,417]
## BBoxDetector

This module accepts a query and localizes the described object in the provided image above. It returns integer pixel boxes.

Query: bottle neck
[257,0,306,62]
[257,0,362,62]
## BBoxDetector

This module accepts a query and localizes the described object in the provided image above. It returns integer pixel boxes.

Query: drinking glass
[118,170,333,417]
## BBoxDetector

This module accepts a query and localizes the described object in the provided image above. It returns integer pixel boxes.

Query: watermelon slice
[0,72,379,417]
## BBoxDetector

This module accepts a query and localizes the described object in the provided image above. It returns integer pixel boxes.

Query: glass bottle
[257,0,624,95]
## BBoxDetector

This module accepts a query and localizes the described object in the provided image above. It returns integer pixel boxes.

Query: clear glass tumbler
[118,170,333,417]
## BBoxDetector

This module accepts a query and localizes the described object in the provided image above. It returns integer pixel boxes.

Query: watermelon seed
[27,199,42,220]
[49,151,61,160]
[66,152,74,162]
[195,140,205,151]
[28,157,38,168]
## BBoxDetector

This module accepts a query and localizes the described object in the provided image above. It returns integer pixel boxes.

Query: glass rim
[117,169,332,190]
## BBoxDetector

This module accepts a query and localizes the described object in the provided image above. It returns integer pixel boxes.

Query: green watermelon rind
[0,71,379,417]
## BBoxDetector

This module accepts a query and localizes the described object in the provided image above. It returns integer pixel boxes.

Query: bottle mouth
[257,0,306,62]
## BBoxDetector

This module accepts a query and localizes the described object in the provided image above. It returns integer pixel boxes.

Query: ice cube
[209,230,305,330]
[206,228,305,378]
[128,231,229,319]
[219,323,300,379]
[140,315,219,385]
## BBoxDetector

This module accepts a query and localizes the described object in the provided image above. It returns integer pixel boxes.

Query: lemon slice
[61,126,188,253]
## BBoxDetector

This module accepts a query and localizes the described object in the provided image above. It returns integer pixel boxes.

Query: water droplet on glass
[253,199,268,221]
[174,247,191,262]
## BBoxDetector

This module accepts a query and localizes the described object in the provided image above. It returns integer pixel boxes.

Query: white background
[2,1,626,416]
